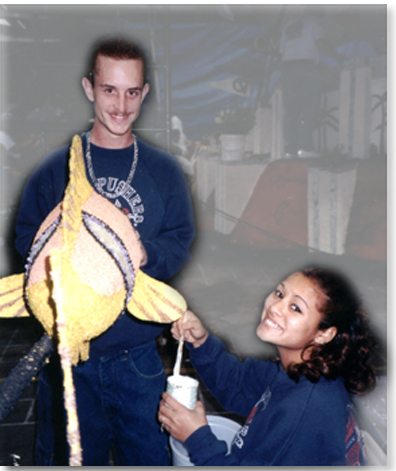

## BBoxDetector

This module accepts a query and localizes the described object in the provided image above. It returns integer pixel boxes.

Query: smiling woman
[256,271,336,368]
[158,265,377,466]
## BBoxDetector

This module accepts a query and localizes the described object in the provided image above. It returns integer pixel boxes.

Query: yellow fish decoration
[0,135,188,465]
[0,135,187,363]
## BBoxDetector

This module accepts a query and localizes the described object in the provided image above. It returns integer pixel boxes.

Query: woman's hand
[158,392,208,442]
[171,310,209,348]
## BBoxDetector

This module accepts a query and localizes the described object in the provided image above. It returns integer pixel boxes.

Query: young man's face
[82,54,149,147]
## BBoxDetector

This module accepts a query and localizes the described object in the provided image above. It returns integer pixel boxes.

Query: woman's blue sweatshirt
[185,335,366,466]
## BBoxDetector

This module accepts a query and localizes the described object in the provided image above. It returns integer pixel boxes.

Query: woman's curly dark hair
[286,266,376,395]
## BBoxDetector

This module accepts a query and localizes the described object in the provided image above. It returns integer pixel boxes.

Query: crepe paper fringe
[50,249,83,466]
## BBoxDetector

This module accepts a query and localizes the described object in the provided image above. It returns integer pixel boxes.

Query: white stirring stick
[173,333,184,376]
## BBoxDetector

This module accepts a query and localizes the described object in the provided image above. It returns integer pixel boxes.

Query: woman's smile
[263,314,283,332]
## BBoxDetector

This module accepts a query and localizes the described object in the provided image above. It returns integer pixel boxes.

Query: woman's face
[256,272,329,367]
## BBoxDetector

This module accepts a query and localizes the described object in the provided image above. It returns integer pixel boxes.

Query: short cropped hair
[86,35,148,85]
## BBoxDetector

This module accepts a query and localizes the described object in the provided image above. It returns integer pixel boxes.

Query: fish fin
[61,135,93,246]
[127,270,186,323]
[0,274,29,318]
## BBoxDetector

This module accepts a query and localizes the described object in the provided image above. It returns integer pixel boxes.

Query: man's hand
[135,230,147,266]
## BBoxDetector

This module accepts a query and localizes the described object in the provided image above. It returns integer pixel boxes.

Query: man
[280,7,336,158]
[15,35,195,466]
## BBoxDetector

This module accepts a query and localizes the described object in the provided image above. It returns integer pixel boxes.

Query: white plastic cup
[166,375,199,410]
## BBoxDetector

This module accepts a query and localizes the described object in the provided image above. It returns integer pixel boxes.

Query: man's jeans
[35,340,170,466]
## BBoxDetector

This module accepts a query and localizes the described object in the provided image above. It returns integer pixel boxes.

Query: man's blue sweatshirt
[15,135,195,357]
